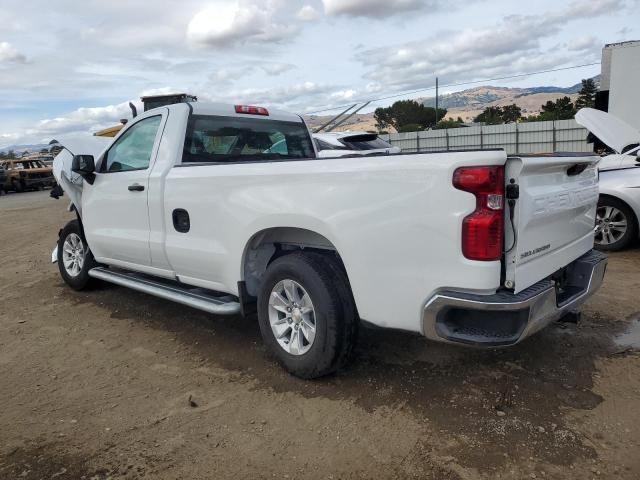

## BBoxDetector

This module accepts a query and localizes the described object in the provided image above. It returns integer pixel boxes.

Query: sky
[0,0,638,147]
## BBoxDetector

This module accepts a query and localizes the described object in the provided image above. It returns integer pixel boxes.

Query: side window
[102,116,161,173]
[315,139,345,151]
[182,115,315,163]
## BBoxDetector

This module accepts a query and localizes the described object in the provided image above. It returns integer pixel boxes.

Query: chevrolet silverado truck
[51,102,607,378]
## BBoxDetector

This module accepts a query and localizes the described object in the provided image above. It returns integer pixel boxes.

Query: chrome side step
[88,267,241,316]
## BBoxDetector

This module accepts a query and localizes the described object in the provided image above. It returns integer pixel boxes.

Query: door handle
[128,183,145,192]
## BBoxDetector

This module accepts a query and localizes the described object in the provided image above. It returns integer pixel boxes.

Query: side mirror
[71,155,96,184]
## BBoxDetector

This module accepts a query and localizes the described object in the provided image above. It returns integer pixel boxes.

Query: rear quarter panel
[163,150,507,333]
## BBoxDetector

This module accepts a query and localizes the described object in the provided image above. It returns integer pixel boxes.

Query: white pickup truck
[51,102,607,378]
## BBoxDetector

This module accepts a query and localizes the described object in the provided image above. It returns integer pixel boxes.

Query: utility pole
[435,77,439,129]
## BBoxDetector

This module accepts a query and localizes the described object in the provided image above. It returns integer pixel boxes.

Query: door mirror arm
[71,155,96,185]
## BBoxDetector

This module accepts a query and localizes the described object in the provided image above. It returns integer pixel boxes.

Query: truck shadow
[63,280,628,470]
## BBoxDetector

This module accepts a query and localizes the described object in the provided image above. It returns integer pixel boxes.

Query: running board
[88,267,241,316]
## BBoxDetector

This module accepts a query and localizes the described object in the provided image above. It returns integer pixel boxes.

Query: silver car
[313,132,401,158]
[576,108,640,251]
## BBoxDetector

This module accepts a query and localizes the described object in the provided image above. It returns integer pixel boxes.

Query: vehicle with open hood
[576,108,640,250]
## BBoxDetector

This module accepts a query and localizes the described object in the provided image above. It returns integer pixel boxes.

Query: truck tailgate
[504,155,599,293]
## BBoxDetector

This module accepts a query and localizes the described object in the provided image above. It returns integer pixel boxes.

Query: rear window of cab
[182,115,315,163]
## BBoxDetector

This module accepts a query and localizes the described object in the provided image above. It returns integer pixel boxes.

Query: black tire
[57,219,97,290]
[257,252,358,379]
[594,196,637,251]
[12,179,23,193]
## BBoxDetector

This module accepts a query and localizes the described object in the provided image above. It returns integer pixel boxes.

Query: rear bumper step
[422,250,607,347]
[88,267,241,316]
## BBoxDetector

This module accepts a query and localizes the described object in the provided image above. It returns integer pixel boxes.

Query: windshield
[183,115,315,163]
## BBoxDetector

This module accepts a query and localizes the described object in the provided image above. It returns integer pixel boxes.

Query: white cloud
[0,42,27,63]
[567,35,598,51]
[563,0,623,17]
[0,132,20,145]
[200,80,341,110]
[17,101,136,144]
[297,5,320,21]
[260,63,296,76]
[356,1,620,91]
[330,89,357,100]
[365,82,383,93]
[187,0,297,47]
[323,0,425,17]
[140,86,182,97]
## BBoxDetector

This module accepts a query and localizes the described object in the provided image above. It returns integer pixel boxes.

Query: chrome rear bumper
[422,250,607,347]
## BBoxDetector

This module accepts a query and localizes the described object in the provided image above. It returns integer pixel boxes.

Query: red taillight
[235,105,269,116]
[453,166,505,261]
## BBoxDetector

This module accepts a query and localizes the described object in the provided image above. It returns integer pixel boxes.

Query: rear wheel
[57,219,97,290]
[257,252,358,379]
[594,196,637,251]
[12,179,23,193]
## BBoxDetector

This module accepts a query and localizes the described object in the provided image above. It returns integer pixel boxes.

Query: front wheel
[594,196,637,251]
[257,252,358,379]
[57,219,97,290]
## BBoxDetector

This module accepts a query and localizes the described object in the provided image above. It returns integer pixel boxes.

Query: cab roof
[186,102,305,124]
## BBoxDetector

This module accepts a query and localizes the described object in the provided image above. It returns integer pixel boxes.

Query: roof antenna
[129,102,138,118]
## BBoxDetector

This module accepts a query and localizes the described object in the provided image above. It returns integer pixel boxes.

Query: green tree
[501,104,522,123]
[374,100,446,132]
[474,106,504,125]
[524,97,577,121]
[474,104,522,124]
[575,78,597,110]
[397,123,424,133]
[434,117,465,129]
[537,96,576,121]
[6,150,16,159]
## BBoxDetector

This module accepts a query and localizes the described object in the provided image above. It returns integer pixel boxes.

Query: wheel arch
[240,226,348,297]
[599,192,640,236]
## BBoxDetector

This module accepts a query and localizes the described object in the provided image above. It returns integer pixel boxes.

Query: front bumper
[422,250,607,347]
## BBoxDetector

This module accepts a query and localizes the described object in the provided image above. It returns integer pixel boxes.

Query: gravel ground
[0,190,639,479]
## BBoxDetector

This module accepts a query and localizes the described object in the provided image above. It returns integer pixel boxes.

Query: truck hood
[52,135,112,217]
[51,134,112,158]
[575,108,639,154]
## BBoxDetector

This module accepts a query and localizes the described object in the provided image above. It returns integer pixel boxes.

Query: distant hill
[419,75,600,122]
[0,143,50,154]
[305,76,601,131]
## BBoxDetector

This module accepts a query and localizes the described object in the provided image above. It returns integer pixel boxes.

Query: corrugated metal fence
[380,119,592,154]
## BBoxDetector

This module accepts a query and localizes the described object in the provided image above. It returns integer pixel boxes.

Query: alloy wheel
[268,279,317,355]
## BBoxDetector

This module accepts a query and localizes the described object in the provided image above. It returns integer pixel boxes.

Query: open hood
[51,134,112,158]
[575,108,639,154]
[51,135,112,217]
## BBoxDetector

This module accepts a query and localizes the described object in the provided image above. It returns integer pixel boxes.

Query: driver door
[82,112,166,268]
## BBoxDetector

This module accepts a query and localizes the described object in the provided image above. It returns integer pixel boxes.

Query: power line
[306,62,601,115]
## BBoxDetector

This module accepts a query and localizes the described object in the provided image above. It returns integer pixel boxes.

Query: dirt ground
[1,191,639,480]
